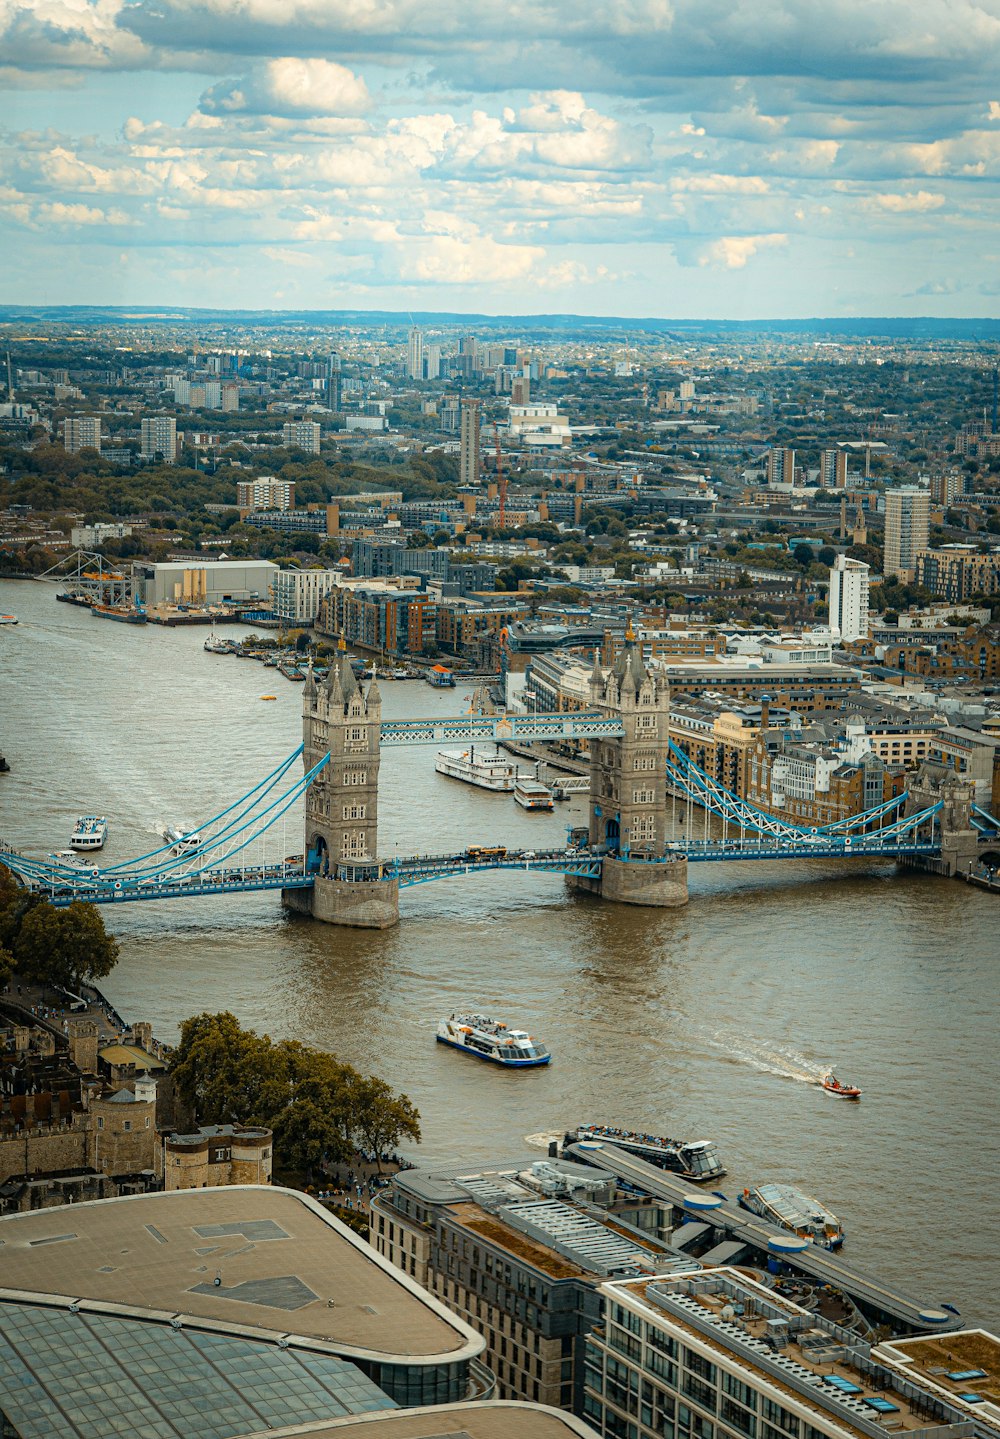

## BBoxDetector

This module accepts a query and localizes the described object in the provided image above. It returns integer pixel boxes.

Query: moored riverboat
[571,1124,726,1181]
[514,777,555,812]
[738,1182,845,1248]
[436,746,518,792]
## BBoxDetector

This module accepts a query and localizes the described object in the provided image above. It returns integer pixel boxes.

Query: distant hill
[1,304,999,340]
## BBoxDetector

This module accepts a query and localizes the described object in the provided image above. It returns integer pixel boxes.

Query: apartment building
[915,546,1000,602]
[272,566,341,624]
[371,1158,695,1414]
[883,488,930,581]
[583,1268,975,1439]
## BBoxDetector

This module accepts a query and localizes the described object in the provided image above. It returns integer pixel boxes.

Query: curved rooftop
[0,1186,483,1366]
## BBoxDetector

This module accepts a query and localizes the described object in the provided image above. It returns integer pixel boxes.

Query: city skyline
[2,1,1000,318]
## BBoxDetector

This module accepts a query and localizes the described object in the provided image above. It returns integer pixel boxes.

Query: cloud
[695,233,787,268]
[869,189,946,212]
[200,57,371,117]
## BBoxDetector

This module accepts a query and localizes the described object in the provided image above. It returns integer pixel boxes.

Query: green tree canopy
[171,1011,420,1172]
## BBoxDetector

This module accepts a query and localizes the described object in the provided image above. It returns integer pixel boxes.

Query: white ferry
[69,816,108,851]
[514,777,554,812]
[163,823,202,854]
[572,1124,726,1181]
[437,1013,551,1068]
[0,613,17,625]
[436,746,519,792]
[738,1183,845,1249]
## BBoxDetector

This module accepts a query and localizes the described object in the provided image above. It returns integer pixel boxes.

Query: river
[0,577,997,1325]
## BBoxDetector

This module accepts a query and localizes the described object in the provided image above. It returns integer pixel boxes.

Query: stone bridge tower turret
[573,629,688,908]
[282,659,399,928]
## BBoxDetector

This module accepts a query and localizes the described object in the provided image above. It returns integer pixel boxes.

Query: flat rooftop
[876,1331,1000,1427]
[0,1186,480,1363]
[613,1272,971,1439]
[258,1400,600,1439]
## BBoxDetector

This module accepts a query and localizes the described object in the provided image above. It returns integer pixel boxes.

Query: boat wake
[705,1032,829,1086]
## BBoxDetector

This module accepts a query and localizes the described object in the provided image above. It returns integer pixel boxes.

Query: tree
[792,544,814,567]
[170,1012,421,1174]
[14,901,119,989]
[352,1076,421,1170]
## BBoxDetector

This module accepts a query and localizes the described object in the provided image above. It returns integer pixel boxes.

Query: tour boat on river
[571,1124,726,1181]
[738,1183,845,1248]
[69,816,108,851]
[163,823,202,855]
[437,1013,551,1067]
[436,746,519,792]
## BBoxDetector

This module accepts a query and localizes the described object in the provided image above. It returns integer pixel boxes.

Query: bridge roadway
[564,1141,960,1335]
[32,836,944,907]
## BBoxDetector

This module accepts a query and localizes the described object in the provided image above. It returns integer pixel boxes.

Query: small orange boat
[822,1071,861,1100]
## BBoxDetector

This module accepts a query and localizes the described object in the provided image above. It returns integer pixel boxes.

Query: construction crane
[493,421,508,531]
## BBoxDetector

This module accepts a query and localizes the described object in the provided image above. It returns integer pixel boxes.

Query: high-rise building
[407,326,424,380]
[511,374,531,405]
[237,477,295,512]
[425,344,443,380]
[884,487,931,580]
[220,381,239,412]
[282,420,322,454]
[140,415,177,463]
[828,554,870,641]
[819,447,849,487]
[64,415,102,454]
[459,398,481,488]
[766,446,796,485]
[327,352,342,411]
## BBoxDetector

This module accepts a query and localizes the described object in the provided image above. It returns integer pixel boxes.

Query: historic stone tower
[282,659,399,928]
[904,761,978,878]
[573,634,688,908]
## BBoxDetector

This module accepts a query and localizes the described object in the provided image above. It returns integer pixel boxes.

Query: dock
[565,1139,962,1337]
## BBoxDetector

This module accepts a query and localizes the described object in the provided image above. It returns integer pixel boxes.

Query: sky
[2,0,1000,318]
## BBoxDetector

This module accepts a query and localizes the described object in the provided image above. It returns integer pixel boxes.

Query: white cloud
[200,57,370,117]
[870,189,946,211]
[696,233,787,268]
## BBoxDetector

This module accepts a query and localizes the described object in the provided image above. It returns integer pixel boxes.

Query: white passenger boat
[738,1183,845,1249]
[49,850,90,869]
[572,1124,726,1181]
[163,823,202,854]
[437,1013,551,1068]
[0,613,17,625]
[69,816,108,851]
[514,777,554,812]
[435,746,519,792]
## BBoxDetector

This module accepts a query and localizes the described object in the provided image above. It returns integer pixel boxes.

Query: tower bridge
[1,638,992,927]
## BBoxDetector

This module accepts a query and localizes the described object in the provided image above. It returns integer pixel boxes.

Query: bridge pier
[571,632,689,910]
[573,854,688,908]
[284,871,400,929]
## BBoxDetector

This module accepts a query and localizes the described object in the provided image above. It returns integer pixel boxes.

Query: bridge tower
[904,761,978,878]
[573,631,688,908]
[282,660,399,928]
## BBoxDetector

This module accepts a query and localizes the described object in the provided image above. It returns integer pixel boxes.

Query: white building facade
[272,568,341,624]
[827,555,870,642]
